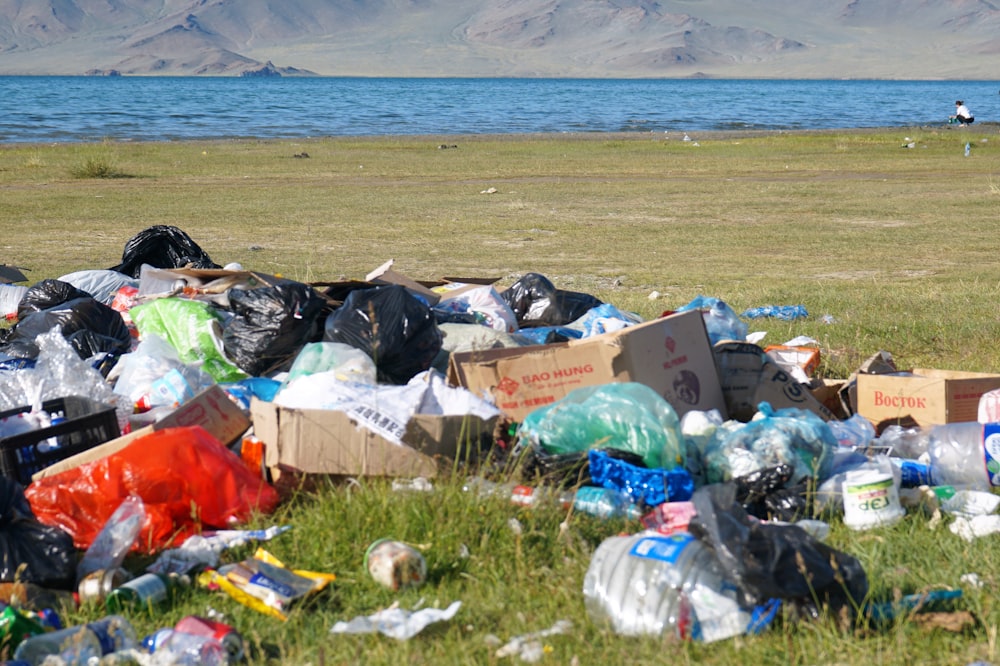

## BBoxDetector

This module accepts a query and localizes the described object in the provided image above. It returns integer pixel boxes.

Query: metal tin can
[364,539,427,591]
[77,568,131,605]
[173,616,245,663]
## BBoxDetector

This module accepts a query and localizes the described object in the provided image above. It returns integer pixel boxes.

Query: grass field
[3,126,1000,665]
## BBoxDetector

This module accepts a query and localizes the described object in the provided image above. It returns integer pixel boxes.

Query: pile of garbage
[0,225,993,661]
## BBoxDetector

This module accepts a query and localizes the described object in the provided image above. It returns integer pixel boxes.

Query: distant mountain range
[1,0,998,78]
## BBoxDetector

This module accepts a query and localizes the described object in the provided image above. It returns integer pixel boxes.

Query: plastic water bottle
[13,614,137,664]
[582,532,749,642]
[928,422,1000,490]
[559,486,643,520]
[146,628,228,665]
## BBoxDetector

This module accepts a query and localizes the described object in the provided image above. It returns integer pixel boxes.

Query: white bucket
[842,469,905,530]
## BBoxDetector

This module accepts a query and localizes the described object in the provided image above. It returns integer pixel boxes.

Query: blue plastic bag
[741,305,808,321]
[676,295,747,345]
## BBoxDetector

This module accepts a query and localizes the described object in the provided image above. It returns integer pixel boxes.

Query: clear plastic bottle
[928,422,1000,490]
[560,486,642,520]
[582,532,749,642]
[13,615,136,665]
[148,629,228,666]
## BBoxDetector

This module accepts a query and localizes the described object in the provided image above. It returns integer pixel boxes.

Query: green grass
[4,127,1000,664]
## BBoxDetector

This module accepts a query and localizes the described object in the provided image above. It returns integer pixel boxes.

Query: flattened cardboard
[365,260,441,305]
[32,385,250,481]
[251,399,496,478]
[714,341,833,422]
[447,309,726,421]
[856,368,1000,428]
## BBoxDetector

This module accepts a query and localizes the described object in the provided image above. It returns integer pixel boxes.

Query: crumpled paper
[331,601,462,640]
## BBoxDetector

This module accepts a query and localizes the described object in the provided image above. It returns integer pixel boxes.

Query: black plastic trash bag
[733,464,810,522]
[0,477,75,590]
[2,297,133,360]
[500,273,602,328]
[109,225,220,278]
[323,285,442,385]
[222,280,327,377]
[17,279,93,320]
[688,482,868,621]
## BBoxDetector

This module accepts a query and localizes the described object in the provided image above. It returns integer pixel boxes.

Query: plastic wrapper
[24,425,280,553]
[0,476,76,590]
[131,298,246,383]
[203,548,334,621]
[3,295,132,361]
[516,382,685,470]
[701,402,838,485]
[331,601,462,640]
[76,495,145,583]
[323,285,442,385]
[282,341,377,388]
[688,482,869,620]
[675,295,747,345]
[222,280,327,377]
[58,270,139,307]
[587,449,694,506]
[431,285,518,333]
[500,273,603,328]
[108,225,220,278]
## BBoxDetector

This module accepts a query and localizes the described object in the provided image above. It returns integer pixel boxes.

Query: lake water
[1,77,998,143]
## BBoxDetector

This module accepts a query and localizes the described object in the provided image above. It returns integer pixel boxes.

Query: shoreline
[4,124,995,147]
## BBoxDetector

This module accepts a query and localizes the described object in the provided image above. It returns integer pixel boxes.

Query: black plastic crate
[0,396,120,486]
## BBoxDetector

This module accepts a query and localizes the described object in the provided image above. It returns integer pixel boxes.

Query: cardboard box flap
[257,401,441,478]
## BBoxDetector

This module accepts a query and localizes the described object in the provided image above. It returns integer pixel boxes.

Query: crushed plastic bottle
[583,532,750,642]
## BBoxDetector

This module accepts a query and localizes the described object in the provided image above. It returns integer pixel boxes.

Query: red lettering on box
[872,390,927,410]
[661,354,689,370]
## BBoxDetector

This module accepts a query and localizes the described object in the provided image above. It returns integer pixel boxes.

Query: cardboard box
[32,385,250,481]
[856,368,1000,428]
[714,341,834,422]
[447,309,726,421]
[250,399,497,478]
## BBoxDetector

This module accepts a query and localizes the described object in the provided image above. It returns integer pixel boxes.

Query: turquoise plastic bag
[131,298,247,383]
[517,382,685,470]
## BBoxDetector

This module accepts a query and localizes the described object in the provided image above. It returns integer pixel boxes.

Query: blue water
[1,77,997,143]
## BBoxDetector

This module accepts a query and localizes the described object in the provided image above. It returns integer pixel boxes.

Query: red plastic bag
[25,426,280,553]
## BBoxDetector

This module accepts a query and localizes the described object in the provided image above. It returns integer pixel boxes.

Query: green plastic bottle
[104,572,175,613]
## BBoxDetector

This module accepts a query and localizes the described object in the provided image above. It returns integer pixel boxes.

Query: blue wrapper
[588,449,694,506]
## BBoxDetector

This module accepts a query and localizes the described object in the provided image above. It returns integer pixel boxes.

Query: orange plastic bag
[25,426,280,553]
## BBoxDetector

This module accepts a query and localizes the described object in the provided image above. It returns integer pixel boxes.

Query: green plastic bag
[131,298,247,383]
[517,382,685,470]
